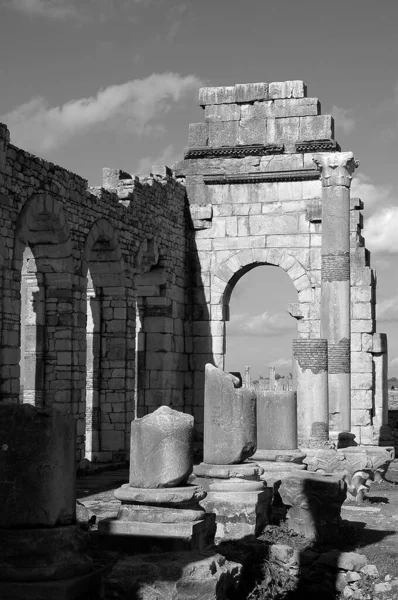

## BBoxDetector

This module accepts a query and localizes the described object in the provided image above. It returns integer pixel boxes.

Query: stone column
[313,152,359,435]
[244,365,251,388]
[293,339,328,446]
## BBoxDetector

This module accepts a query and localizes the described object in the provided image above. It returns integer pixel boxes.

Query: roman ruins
[0,80,393,463]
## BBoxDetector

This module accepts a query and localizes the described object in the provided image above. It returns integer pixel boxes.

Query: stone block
[352,302,373,320]
[0,404,76,528]
[238,118,267,145]
[351,319,374,333]
[269,81,306,99]
[188,123,209,148]
[299,115,334,140]
[267,117,300,144]
[279,471,346,540]
[351,409,372,426]
[101,552,242,600]
[351,351,373,373]
[235,82,268,102]
[351,286,373,303]
[373,332,387,353]
[205,104,241,122]
[361,333,373,352]
[351,373,372,390]
[199,86,237,106]
[351,390,372,410]
[204,364,256,464]
[208,121,239,147]
[200,488,271,543]
[129,407,193,488]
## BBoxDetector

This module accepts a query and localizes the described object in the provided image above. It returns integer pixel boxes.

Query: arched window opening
[225,265,298,390]
[19,246,45,407]
[83,223,128,463]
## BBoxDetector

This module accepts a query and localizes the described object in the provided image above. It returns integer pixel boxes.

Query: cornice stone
[184,144,284,160]
[203,169,319,185]
[296,139,340,153]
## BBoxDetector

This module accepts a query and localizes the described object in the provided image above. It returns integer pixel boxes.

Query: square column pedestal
[193,462,272,544]
[98,484,209,551]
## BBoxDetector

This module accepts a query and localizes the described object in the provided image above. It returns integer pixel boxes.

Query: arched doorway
[225,264,298,388]
[82,219,129,463]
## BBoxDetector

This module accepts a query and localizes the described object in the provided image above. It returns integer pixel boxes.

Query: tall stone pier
[314,152,359,436]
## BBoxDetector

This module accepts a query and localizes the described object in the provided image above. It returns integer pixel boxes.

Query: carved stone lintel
[204,169,319,185]
[313,152,359,188]
[184,144,284,159]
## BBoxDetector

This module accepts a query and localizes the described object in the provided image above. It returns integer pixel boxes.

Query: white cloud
[377,296,398,322]
[7,0,81,19]
[136,144,180,175]
[331,105,355,135]
[351,173,398,254]
[364,206,398,254]
[351,174,393,217]
[269,357,292,369]
[228,311,296,337]
[1,72,202,154]
[6,0,170,21]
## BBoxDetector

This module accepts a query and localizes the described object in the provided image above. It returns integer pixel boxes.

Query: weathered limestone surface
[0,404,76,527]
[101,552,242,600]
[279,471,347,539]
[129,406,194,488]
[257,390,297,450]
[204,364,256,464]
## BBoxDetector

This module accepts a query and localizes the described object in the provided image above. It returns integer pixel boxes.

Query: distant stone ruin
[0,79,392,462]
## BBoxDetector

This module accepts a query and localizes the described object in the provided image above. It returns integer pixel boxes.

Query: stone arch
[82,218,126,286]
[13,192,73,273]
[11,193,75,412]
[82,219,131,462]
[211,248,312,318]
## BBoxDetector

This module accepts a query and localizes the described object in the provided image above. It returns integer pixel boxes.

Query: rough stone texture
[129,406,194,488]
[114,483,206,505]
[200,488,272,543]
[204,364,256,464]
[279,471,347,539]
[0,525,93,582]
[0,404,76,528]
[256,390,297,450]
[193,462,264,479]
[101,552,242,600]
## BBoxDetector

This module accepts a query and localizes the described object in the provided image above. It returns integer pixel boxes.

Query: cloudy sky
[0,0,397,378]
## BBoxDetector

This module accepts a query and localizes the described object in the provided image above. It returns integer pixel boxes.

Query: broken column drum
[194,365,271,543]
[314,152,359,436]
[203,364,256,464]
[99,406,208,550]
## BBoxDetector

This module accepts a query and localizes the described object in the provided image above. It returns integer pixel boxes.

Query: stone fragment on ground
[100,551,242,600]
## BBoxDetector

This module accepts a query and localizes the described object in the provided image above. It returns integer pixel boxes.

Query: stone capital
[313,152,359,188]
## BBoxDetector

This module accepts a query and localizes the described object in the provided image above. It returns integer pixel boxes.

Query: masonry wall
[175,80,389,445]
[0,123,187,463]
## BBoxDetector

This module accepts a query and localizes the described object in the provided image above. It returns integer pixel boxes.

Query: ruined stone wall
[175,81,388,445]
[0,123,187,463]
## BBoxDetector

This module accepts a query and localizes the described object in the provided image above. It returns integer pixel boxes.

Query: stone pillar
[373,333,389,430]
[293,339,328,446]
[256,390,297,450]
[244,365,251,388]
[313,152,359,435]
[269,366,276,390]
